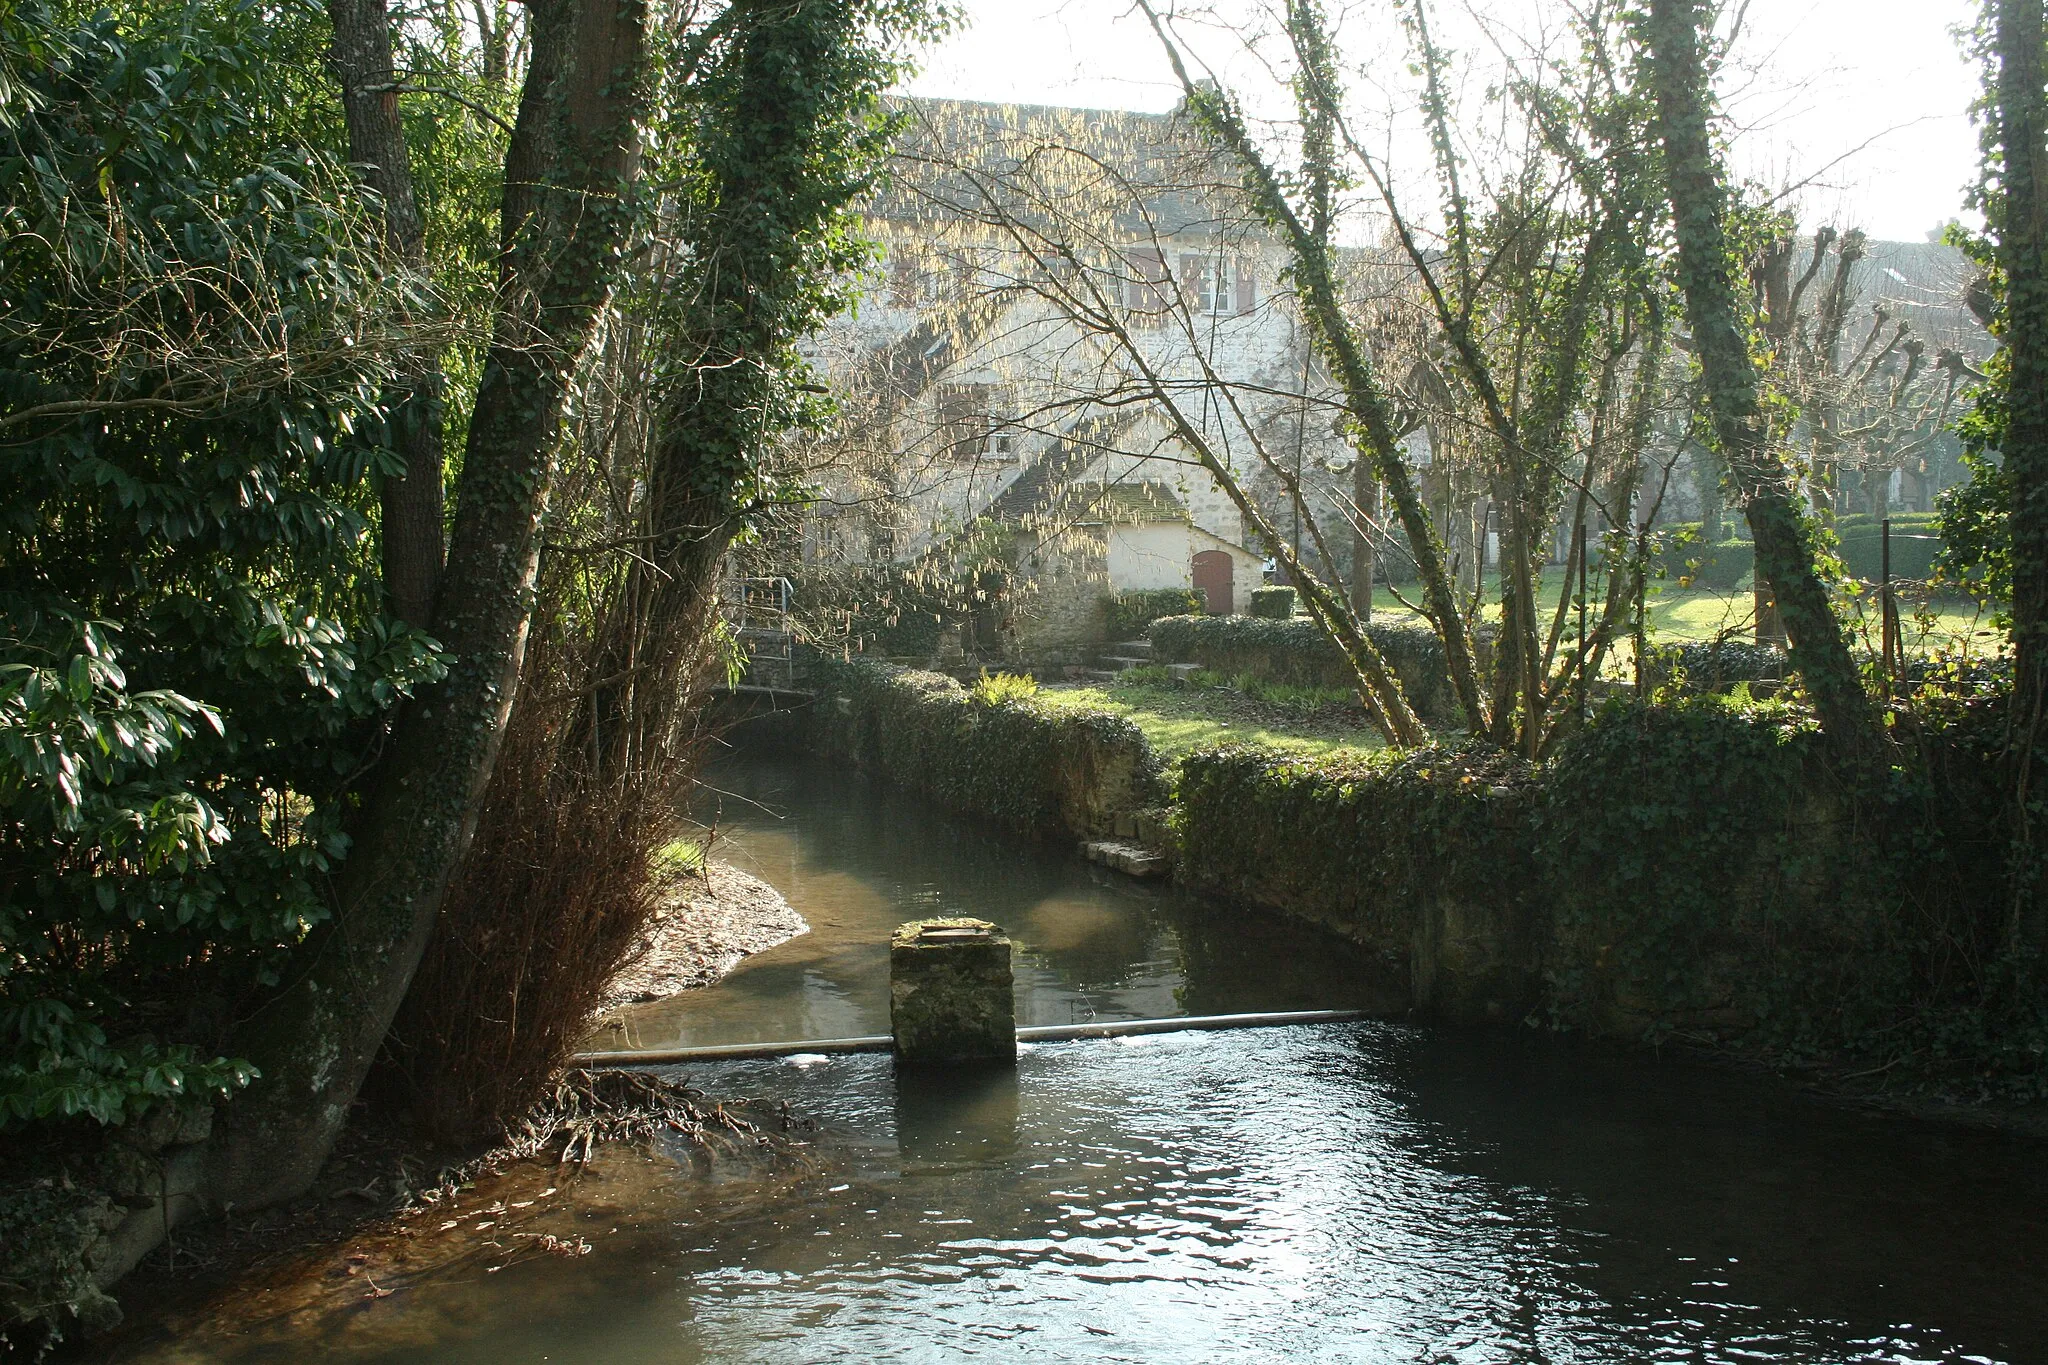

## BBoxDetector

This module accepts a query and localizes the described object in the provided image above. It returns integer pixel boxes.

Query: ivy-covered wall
[794,661,2038,1094]
[1173,744,1542,1021]
[802,656,1162,839]
[1146,614,1463,725]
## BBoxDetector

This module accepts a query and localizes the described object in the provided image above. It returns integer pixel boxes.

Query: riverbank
[597,861,809,1013]
[64,864,811,1354]
[786,655,2047,1117]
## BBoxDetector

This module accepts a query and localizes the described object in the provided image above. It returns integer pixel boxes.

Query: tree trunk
[1997,0,2048,948]
[1642,0,1871,743]
[1351,460,1377,620]
[326,0,446,628]
[208,0,651,1209]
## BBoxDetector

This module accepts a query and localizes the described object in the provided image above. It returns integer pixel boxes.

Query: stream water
[609,755,1402,1051]
[119,754,2048,1363]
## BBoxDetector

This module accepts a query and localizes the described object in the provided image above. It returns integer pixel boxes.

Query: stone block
[890,919,1016,1065]
[1080,839,1169,879]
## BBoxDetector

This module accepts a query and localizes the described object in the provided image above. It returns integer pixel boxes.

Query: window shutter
[1236,259,1256,314]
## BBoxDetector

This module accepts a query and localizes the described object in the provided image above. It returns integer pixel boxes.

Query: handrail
[568,1009,1371,1068]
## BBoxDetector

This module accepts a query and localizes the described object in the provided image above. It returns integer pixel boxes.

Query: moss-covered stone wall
[797,659,2039,1094]
[802,656,1162,839]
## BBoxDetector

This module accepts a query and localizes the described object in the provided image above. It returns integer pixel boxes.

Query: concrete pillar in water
[889,918,1016,1065]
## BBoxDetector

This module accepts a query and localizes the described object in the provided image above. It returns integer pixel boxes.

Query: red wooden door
[1192,550,1234,615]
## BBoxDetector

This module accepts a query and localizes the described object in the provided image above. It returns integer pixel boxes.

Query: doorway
[1192,550,1234,615]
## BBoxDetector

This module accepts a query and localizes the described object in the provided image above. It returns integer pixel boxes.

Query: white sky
[899,0,1984,243]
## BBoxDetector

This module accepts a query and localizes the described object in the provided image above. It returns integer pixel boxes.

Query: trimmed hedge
[1147,614,1463,726]
[1248,586,1296,619]
[1175,743,1540,1017]
[1652,639,1786,692]
[1836,513,1942,582]
[1647,514,1951,588]
[804,655,1162,838]
[1100,588,1204,641]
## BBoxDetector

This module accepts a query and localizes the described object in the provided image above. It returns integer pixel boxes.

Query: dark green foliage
[1835,513,1945,583]
[804,655,1161,838]
[1538,698,2029,1090]
[1651,640,1786,692]
[0,4,440,1133]
[1147,614,1461,725]
[1650,528,1755,590]
[1099,588,1204,641]
[1248,586,1297,619]
[1174,742,1540,1013]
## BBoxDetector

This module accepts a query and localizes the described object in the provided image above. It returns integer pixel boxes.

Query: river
[117,753,2048,1363]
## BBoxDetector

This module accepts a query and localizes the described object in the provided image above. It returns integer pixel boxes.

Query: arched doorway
[1192,550,1234,615]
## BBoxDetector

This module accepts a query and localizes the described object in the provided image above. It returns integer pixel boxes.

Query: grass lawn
[1034,675,1385,762]
[1351,577,2001,658]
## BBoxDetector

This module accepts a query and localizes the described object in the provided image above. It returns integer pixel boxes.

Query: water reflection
[137,1024,2048,1363]
[612,755,1396,1050]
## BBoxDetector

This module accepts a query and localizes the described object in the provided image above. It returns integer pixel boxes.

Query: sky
[898,0,1984,244]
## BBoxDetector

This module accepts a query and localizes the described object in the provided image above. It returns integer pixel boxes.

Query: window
[1123,248,1169,326]
[1183,254,1233,314]
[1179,254,1257,315]
[937,383,994,460]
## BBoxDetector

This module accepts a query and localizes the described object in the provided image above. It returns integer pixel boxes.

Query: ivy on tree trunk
[1639,0,1873,747]
[1995,0,2048,948]
[207,0,652,1209]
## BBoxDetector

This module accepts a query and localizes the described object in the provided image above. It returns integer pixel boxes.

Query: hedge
[803,655,1162,839]
[1248,586,1296,619]
[1147,614,1464,726]
[1836,513,1942,582]
[1100,588,1204,641]
[1646,514,1950,588]
[1174,743,1540,1017]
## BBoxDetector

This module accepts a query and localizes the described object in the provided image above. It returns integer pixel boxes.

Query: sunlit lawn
[1035,678,1384,762]
[1356,577,2001,657]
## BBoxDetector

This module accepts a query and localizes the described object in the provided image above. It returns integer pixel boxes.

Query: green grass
[1036,675,1385,762]
[1306,577,2002,659]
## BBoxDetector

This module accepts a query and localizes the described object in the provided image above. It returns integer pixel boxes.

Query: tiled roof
[1068,480,1190,524]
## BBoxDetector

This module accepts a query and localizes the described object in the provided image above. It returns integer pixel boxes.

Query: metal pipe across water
[569,1008,1372,1068]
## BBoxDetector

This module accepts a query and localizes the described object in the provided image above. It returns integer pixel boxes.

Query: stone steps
[1081,839,1169,878]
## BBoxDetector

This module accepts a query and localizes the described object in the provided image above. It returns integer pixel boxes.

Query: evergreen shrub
[1099,588,1203,641]
[1248,586,1297,619]
[1835,512,1943,582]
[1651,639,1787,692]
[1147,614,1462,725]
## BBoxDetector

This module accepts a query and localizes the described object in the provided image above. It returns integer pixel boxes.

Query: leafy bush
[1147,614,1462,725]
[969,670,1040,706]
[1100,588,1204,640]
[0,0,443,1145]
[1650,639,1787,693]
[1645,526,1755,589]
[806,655,1161,837]
[1248,586,1297,619]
